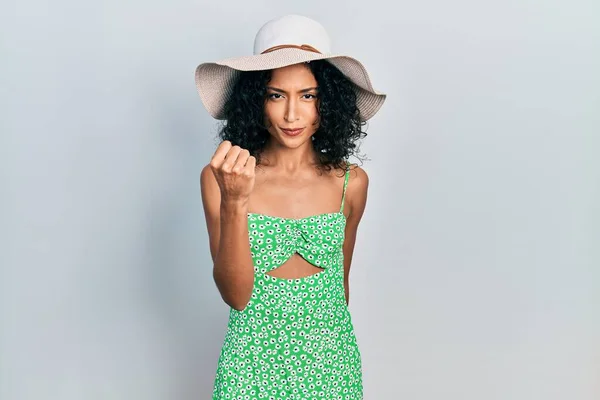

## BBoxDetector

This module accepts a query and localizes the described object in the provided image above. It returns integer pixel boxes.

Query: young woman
[195,14,385,400]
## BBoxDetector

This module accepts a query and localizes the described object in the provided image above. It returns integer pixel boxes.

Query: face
[263,63,320,148]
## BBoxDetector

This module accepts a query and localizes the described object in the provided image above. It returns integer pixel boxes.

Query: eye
[302,94,317,99]
[267,93,283,99]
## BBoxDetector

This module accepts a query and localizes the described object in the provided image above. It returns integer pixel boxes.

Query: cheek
[307,104,320,127]
[264,117,272,129]
[264,103,282,119]
[263,104,276,128]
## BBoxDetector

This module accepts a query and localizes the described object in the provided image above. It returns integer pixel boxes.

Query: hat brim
[195,48,386,121]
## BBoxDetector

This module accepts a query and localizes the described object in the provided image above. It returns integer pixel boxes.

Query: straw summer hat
[194,14,386,121]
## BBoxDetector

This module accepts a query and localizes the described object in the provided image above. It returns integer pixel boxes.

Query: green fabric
[213,167,363,399]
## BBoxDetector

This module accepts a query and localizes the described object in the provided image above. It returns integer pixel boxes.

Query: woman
[195,14,385,400]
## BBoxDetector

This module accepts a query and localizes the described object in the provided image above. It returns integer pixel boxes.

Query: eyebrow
[266,86,319,94]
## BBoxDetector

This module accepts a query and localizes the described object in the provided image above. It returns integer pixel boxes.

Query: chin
[272,131,315,148]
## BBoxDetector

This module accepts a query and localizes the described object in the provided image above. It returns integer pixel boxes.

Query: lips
[281,127,305,136]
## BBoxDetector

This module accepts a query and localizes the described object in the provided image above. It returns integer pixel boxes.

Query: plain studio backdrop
[1,0,598,399]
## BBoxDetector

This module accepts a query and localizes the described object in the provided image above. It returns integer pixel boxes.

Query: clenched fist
[209,140,256,202]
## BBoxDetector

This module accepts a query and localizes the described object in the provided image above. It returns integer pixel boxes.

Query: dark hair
[218,60,367,172]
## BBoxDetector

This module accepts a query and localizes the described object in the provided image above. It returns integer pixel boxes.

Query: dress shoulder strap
[340,166,351,213]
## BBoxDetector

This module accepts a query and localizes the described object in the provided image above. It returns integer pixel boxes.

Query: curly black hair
[218,60,367,172]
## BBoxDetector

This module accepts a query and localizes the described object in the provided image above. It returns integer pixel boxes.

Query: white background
[1,0,599,399]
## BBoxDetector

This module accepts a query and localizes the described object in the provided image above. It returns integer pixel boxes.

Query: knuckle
[218,141,231,151]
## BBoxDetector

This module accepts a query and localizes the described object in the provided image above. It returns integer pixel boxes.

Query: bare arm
[200,141,256,311]
[342,166,369,306]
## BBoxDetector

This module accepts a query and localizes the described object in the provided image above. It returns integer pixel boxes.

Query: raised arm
[200,141,256,311]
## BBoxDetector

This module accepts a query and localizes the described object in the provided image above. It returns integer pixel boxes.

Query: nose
[284,98,299,122]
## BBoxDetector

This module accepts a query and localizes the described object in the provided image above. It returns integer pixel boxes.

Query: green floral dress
[212,168,363,399]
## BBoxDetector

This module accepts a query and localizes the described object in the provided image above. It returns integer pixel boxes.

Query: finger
[244,155,256,172]
[210,140,232,168]
[232,150,251,172]
[222,146,242,170]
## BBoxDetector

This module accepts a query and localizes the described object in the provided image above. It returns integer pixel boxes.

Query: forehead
[267,63,317,88]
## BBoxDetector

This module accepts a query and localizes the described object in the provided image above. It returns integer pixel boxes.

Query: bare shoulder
[200,163,220,216]
[200,163,218,192]
[200,163,214,183]
[343,163,369,220]
[346,163,369,193]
